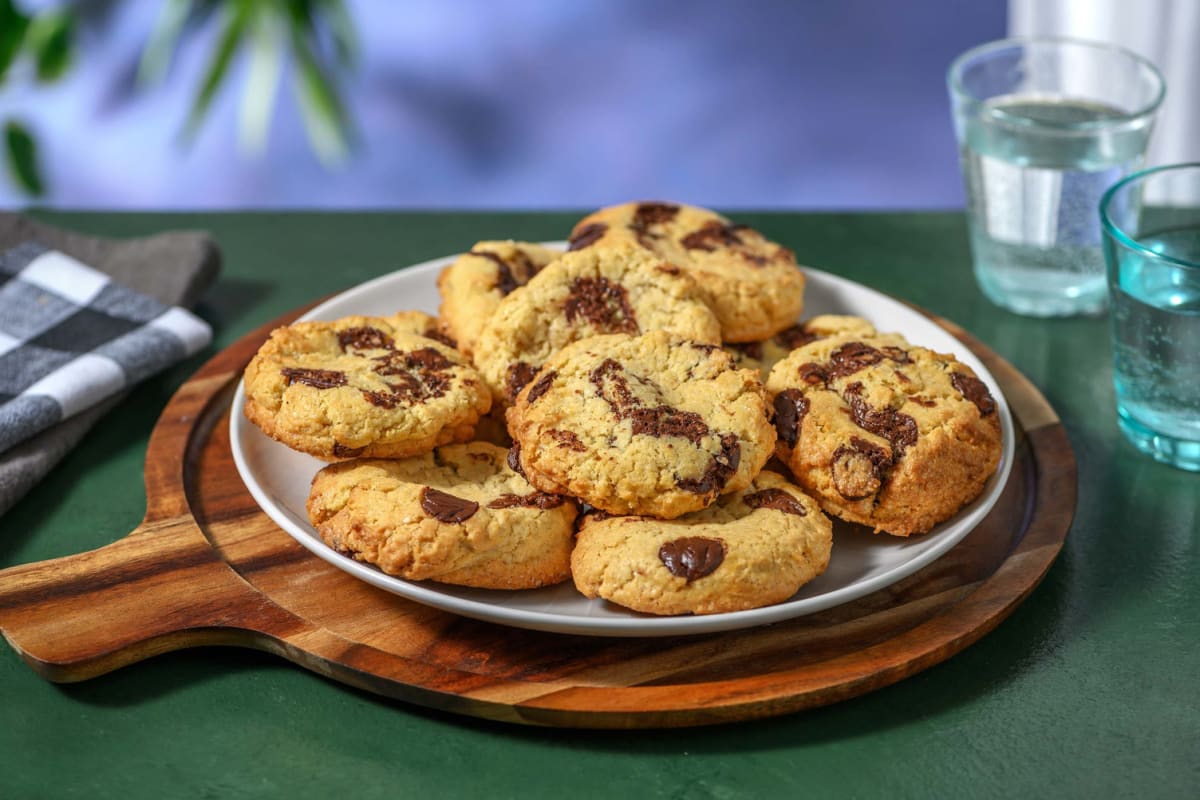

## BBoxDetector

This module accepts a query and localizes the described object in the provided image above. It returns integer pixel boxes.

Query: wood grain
[0,305,1075,728]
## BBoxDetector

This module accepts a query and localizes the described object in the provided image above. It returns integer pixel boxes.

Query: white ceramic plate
[230,245,1015,637]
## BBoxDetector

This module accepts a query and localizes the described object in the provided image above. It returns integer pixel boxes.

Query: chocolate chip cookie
[436,240,562,355]
[506,330,776,519]
[765,331,1003,535]
[307,442,577,588]
[243,314,491,460]
[570,470,832,615]
[472,243,721,404]
[567,201,806,342]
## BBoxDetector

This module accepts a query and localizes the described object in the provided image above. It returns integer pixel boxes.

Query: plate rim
[229,246,1016,637]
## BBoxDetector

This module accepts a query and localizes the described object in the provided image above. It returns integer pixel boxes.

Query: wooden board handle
[0,517,302,682]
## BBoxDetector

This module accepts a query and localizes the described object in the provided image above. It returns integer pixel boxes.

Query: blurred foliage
[1,0,358,198]
[4,120,43,195]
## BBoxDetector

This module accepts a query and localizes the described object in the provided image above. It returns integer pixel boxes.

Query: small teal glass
[1100,163,1200,471]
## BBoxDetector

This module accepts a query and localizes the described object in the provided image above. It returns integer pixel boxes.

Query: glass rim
[947,36,1167,128]
[1100,162,1200,271]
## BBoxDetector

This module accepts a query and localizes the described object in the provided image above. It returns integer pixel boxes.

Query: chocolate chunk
[629,406,709,444]
[332,443,364,458]
[831,437,892,500]
[658,536,726,582]
[404,347,455,372]
[728,341,764,362]
[811,340,914,383]
[628,202,680,248]
[743,487,807,516]
[843,388,917,457]
[680,220,744,252]
[360,346,458,406]
[506,361,538,402]
[589,358,640,410]
[568,223,608,251]
[546,429,586,451]
[797,362,829,386]
[487,491,565,510]
[590,360,712,442]
[420,487,479,523]
[373,347,454,376]
[909,395,937,408]
[773,388,808,448]
[416,371,454,399]
[281,367,347,389]
[383,372,450,404]
[829,341,886,378]
[774,325,820,351]
[338,326,394,352]
[588,357,736,492]
[507,443,525,477]
[423,327,458,349]
[950,372,996,416]
[677,433,740,495]
[385,364,448,400]
[633,202,679,226]
[470,250,516,295]
[584,507,615,522]
[564,276,638,334]
[361,388,401,408]
[472,249,540,296]
[526,370,557,404]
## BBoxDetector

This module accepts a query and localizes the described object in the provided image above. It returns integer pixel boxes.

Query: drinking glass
[948,38,1165,317]
[1101,163,1200,471]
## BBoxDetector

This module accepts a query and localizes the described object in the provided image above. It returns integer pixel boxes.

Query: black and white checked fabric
[0,241,211,454]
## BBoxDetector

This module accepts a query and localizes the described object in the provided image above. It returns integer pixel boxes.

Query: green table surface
[1,211,1196,799]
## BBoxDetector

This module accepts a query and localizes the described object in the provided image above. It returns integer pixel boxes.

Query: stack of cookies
[242,201,1003,617]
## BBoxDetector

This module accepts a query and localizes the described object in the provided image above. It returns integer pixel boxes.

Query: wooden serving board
[0,304,1075,729]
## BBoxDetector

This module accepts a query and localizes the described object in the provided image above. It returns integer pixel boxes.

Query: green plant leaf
[28,11,75,83]
[4,119,45,196]
[182,3,252,141]
[138,0,193,86]
[0,0,31,84]
[237,12,284,154]
[285,0,356,67]
[321,0,358,68]
[289,23,350,165]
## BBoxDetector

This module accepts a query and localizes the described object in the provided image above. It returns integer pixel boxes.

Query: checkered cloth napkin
[0,241,212,455]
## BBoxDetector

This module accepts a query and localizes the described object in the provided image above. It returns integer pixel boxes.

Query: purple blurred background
[0,0,1006,210]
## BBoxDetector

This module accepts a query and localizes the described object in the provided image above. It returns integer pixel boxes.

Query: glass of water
[1101,163,1200,471]
[948,38,1165,317]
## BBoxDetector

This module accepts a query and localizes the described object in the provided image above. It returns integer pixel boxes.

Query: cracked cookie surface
[473,243,721,403]
[570,470,832,615]
[307,442,577,588]
[506,330,776,519]
[567,201,806,342]
[765,331,1003,535]
[243,314,491,460]
[436,240,562,355]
